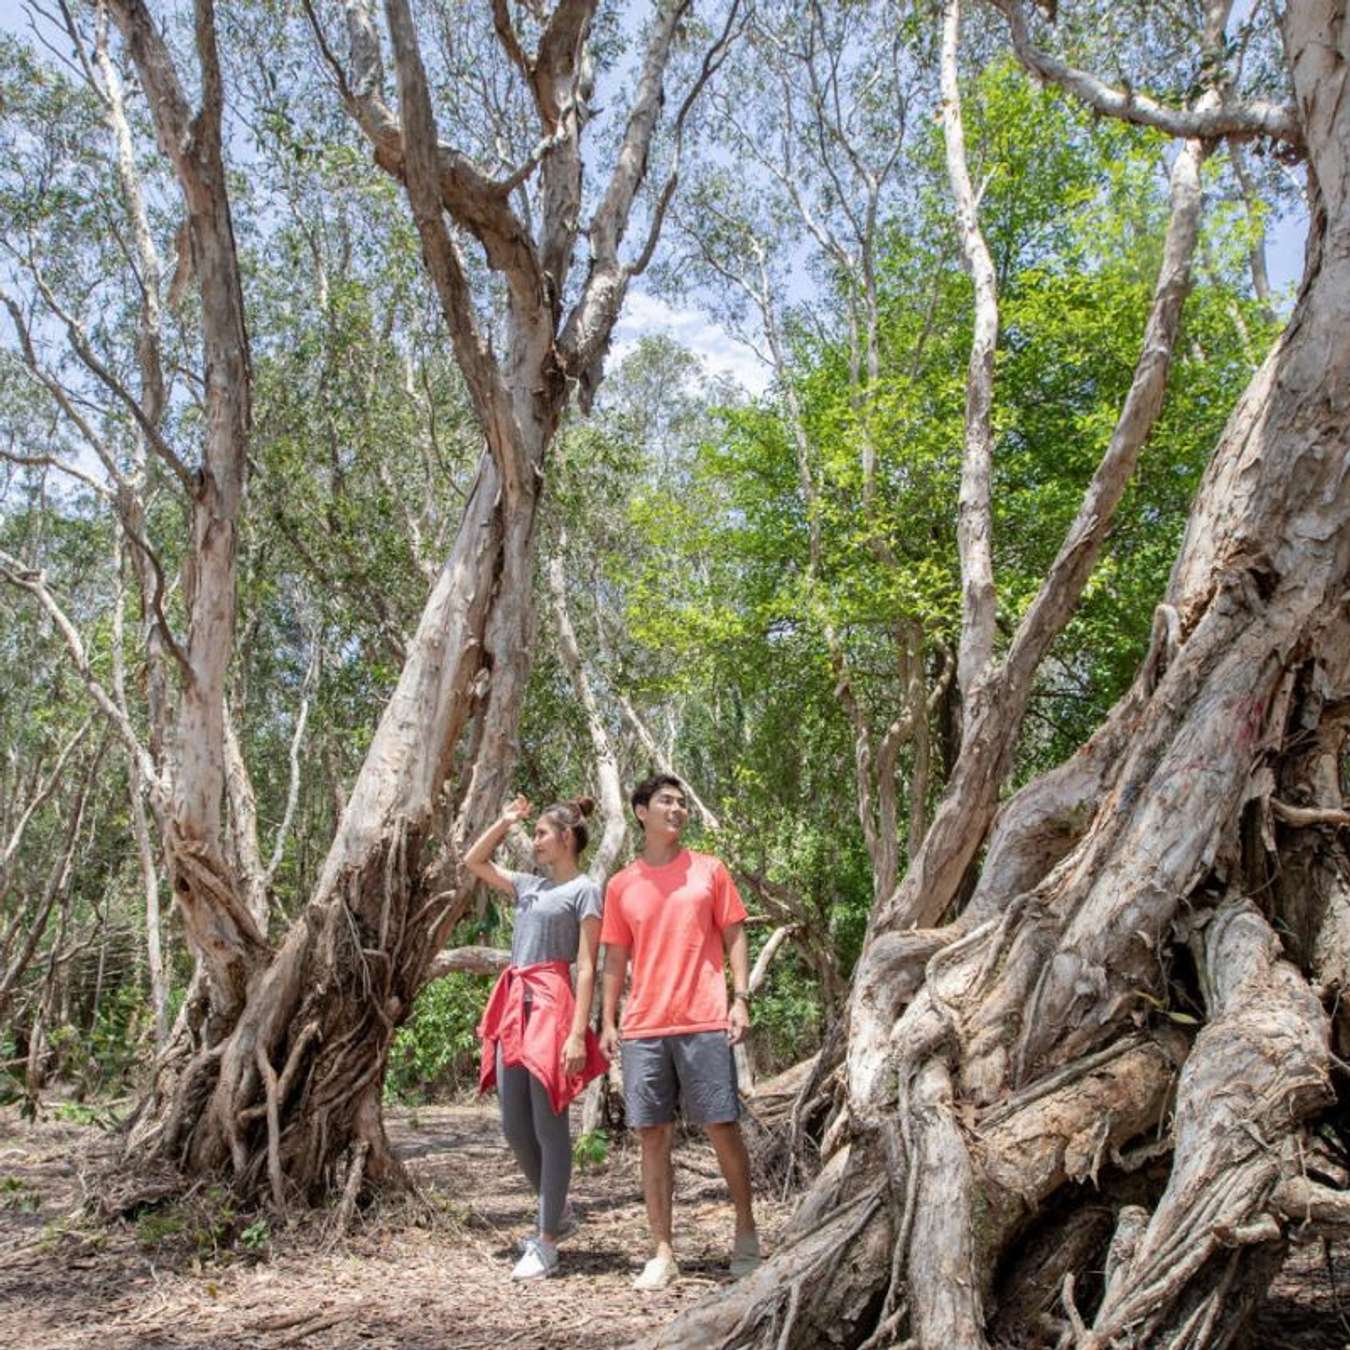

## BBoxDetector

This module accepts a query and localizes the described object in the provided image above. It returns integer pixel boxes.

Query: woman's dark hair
[630,773,686,822]
[540,796,595,857]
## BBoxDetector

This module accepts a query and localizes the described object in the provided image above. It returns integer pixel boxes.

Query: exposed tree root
[111,821,436,1212]
[647,1184,890,1349]
[1084,900,1332,1347]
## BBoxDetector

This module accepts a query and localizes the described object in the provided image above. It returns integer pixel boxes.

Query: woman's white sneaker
[515,1201,579,1253]
[512,1236,560,1280]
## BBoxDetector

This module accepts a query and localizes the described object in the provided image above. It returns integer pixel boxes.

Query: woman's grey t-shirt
[507,872,604,967]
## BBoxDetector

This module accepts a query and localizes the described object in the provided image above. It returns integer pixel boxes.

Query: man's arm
[600,943,628,1059]
[723,921,750,1045]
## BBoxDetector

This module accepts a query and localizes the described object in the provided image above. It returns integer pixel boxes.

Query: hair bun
[572,796,596,819]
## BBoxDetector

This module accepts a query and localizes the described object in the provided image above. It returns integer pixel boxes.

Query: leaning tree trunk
[655,7,1350,1348]
[126,444,540,1201]
[117,0,715,1208]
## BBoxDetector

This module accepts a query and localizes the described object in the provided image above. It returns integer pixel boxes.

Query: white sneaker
[515,1201,579,1252]
[512,1236,559,1280]
[632,1253,680,1290]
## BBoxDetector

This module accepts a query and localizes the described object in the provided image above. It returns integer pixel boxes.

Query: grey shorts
[621,1030,740,1128]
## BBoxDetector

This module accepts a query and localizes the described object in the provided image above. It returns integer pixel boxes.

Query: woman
[466,794,607,1280]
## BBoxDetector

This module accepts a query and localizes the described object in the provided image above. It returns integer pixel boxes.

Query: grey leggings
[496,1045,572,1235]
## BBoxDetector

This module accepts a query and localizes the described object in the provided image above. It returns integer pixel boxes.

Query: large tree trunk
[113,0,713,1209]
[126,447,538,1200]
[654,6,1350,1346]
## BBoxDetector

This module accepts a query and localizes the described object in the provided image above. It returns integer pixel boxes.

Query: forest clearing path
[0,1100,1347,1347]
[0,1102,792,1348]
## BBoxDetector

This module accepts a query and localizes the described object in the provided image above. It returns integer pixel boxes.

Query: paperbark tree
[0,0,234,1049]
[0,0,266,1064]
[654,1,1349,1345]
[102,0,741,1204]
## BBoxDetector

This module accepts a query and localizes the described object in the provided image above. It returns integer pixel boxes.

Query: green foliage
[131,1186,264,1261]
[0,1176,41,1213]
[52,1101,124,1130]
[385,973,495,1104]
[40,984,154,1098]
[572,1130,610,1171]
[238,1218,271,1252]
[133,1208,187,1248]
[749,953,827,1073]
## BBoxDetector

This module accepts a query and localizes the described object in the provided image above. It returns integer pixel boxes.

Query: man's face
[639,787,688,842]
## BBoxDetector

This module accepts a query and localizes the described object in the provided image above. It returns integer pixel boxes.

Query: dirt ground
[0,1100,792,1349]
[1,1100,1348,1349]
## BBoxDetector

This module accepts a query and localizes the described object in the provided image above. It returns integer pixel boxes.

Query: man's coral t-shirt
[600,850,748,1038]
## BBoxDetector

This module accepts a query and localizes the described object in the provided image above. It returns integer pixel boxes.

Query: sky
[0,0,1310,403]
[610,292,770,396]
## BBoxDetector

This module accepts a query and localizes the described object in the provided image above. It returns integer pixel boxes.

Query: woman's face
[532,816,571,866]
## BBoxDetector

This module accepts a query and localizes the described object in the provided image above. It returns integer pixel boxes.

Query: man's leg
[704,1120,755,1239]
[675,1031,760,1272]
[638,1123,676,1260]
[622,1036,681,1285]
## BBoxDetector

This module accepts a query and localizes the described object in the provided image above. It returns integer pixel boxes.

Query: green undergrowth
[129,1186,273,1265]
[572,1129,610,1171]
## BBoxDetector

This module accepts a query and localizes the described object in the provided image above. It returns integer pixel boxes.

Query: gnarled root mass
[654,644,1349,1350]
[650,11,1350,1340]
[110,821,453,1215]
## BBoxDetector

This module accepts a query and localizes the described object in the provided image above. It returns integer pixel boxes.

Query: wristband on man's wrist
[733,990,751,1004]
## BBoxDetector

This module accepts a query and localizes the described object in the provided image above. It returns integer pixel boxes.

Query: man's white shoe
[515,1201,579,1253]
[632,1254,680,1291]
[729,1231,761,1277]
[512,1236,560,1280]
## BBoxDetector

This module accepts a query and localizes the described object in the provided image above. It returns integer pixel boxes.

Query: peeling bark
[117,0,724,1204]
[649,3,1350,1346]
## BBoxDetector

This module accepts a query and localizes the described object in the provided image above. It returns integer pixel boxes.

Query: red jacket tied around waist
[477,960,608,1114]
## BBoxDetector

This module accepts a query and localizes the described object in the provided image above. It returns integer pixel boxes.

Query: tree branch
[547,538,627,879]
[0,717,91,889]
[1002,131,1209,696]
[0,549,161,803]
[987,0,1301,150]
[265,637,320,886]
[425,944,510,979]
[382,0,528,502]
[319,0,550,317]
[629,0,746,278]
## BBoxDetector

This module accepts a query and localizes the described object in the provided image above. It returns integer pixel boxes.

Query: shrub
[573,1130,609,1171]
[385,971,495,1104]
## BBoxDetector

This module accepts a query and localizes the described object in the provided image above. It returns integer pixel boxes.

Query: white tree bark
[942,0,999,705]
[547,540,628,879]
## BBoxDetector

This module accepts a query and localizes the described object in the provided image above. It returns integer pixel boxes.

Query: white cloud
[611,290,770,396]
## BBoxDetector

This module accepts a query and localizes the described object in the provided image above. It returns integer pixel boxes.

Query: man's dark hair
[630,773,686,822]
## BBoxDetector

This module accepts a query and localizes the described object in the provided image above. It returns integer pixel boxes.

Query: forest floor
[1,1098,1349,1348]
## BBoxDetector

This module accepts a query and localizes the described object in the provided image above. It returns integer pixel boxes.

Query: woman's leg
[497,1046,542,1195]
[529,1071,573,1239]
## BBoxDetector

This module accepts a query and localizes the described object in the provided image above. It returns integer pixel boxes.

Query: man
[600,773,760,1291]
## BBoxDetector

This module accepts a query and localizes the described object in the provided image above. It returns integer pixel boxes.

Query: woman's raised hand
[501,794,532,825]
